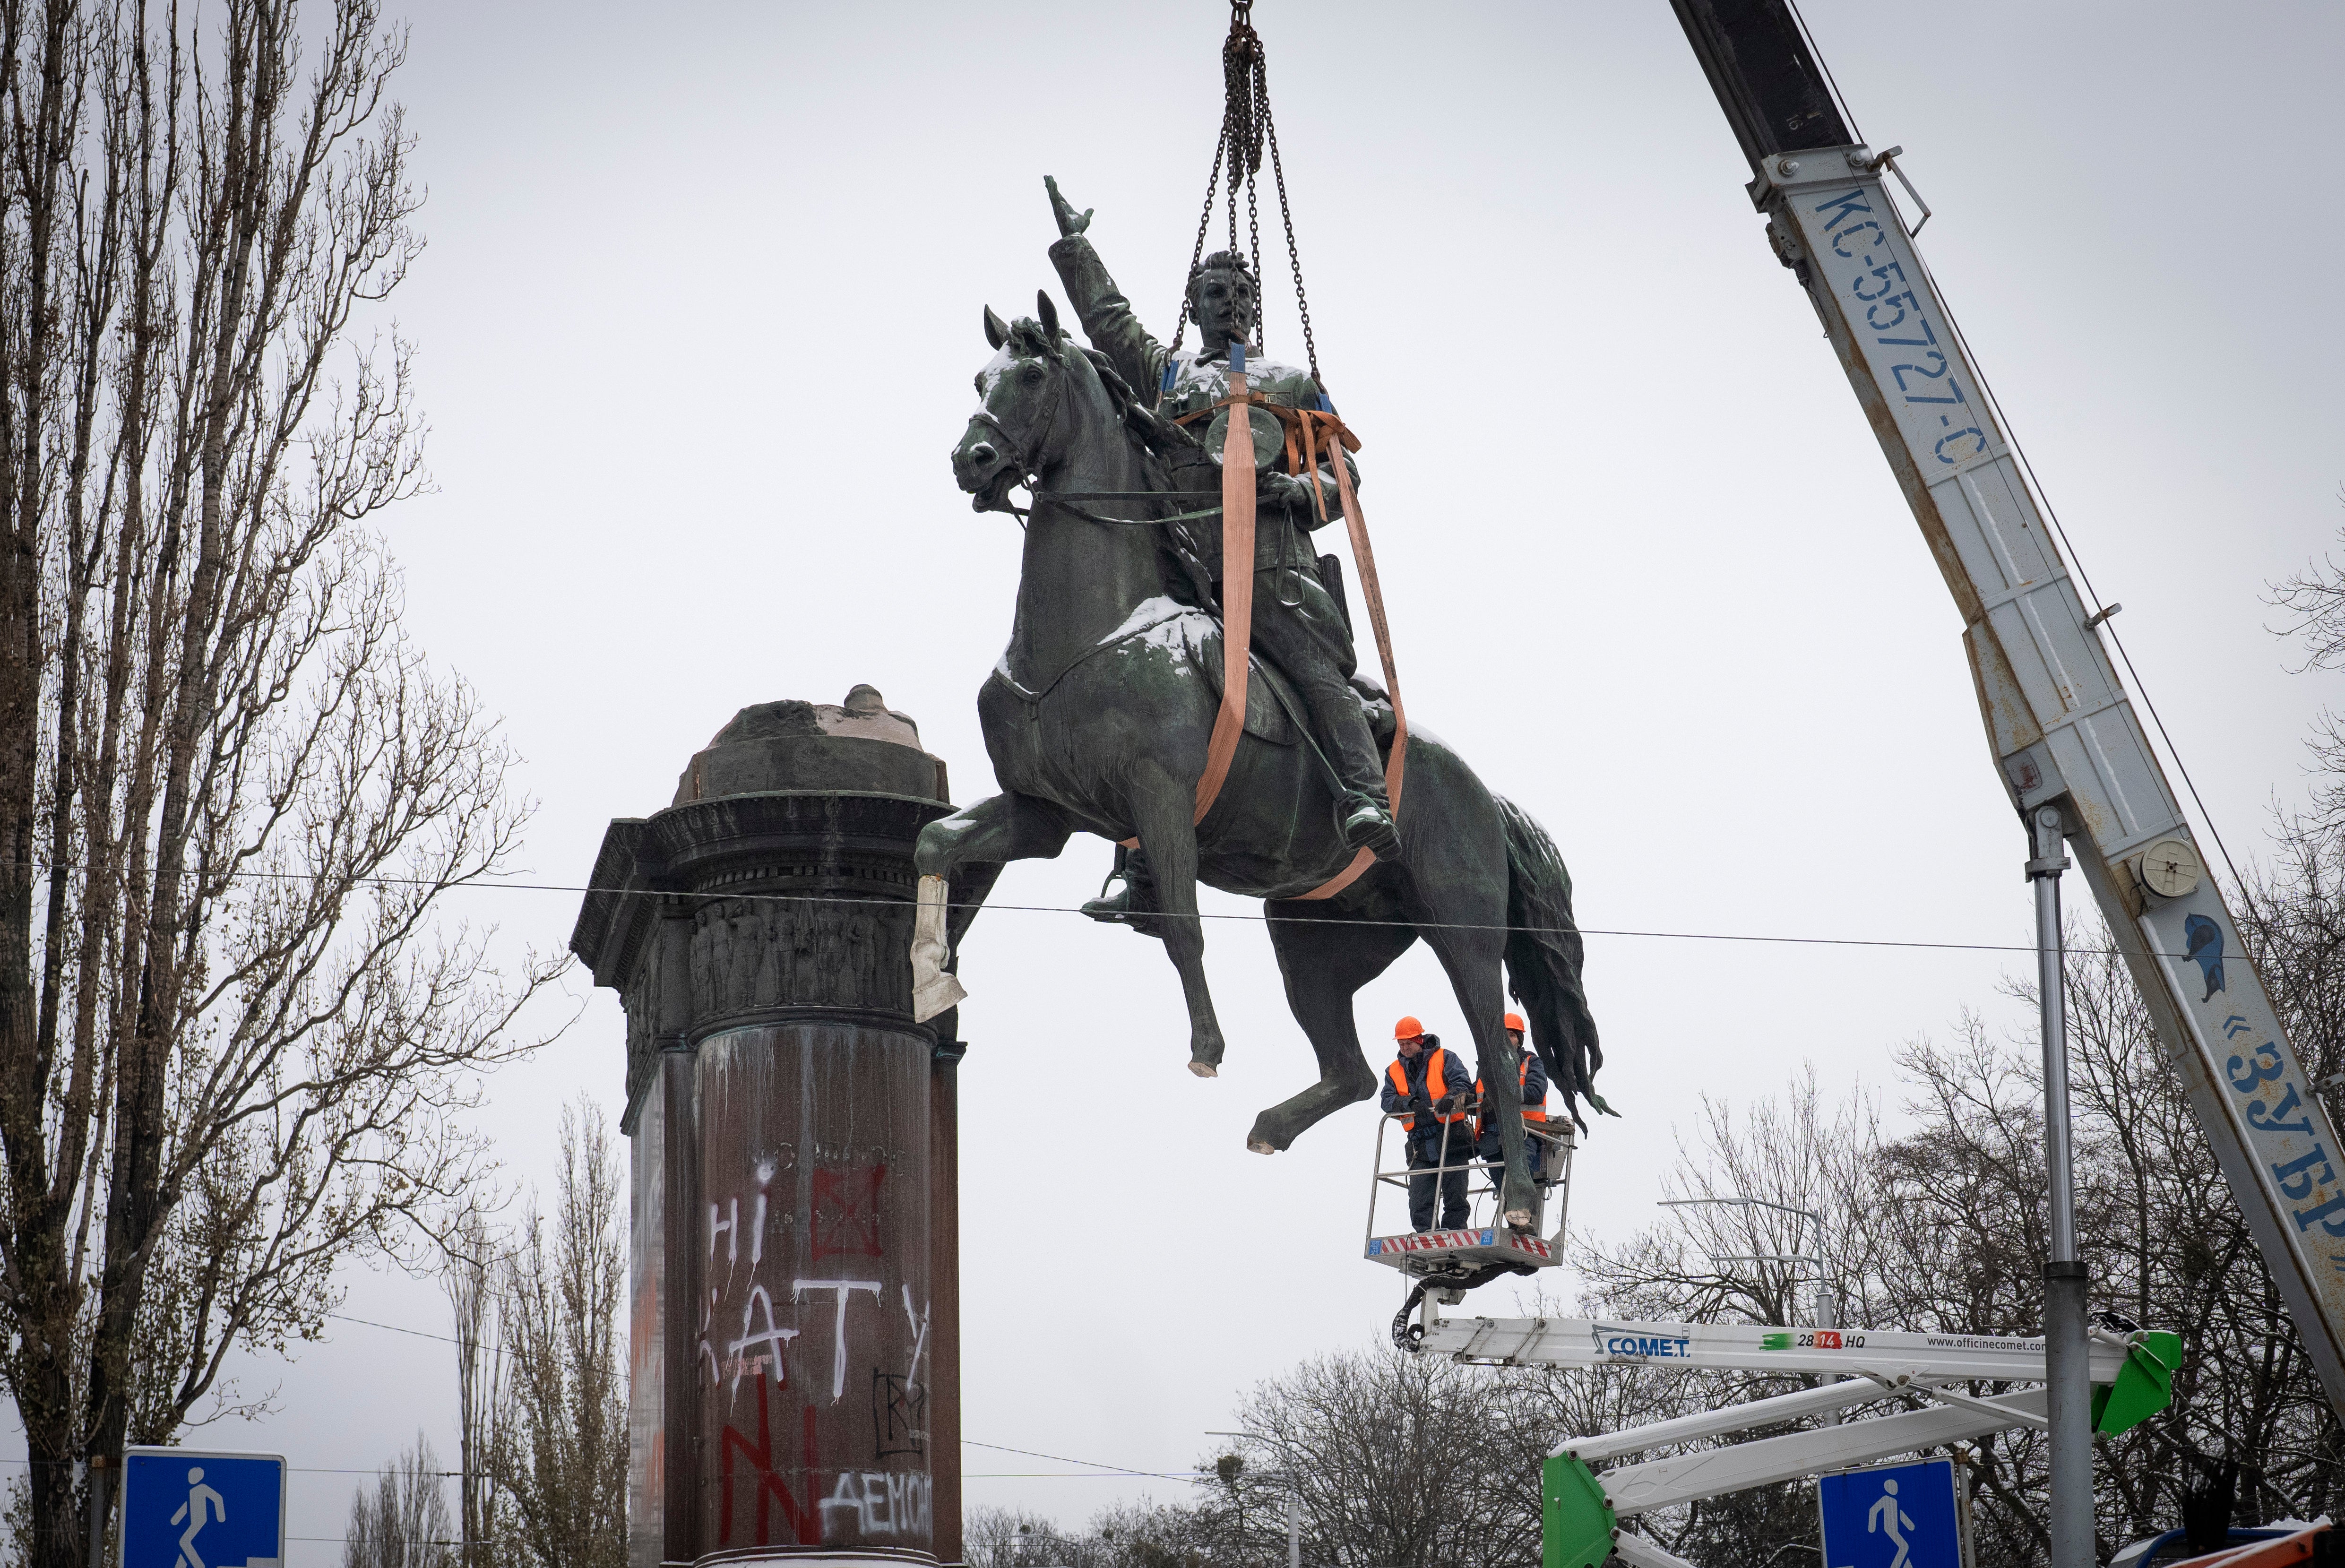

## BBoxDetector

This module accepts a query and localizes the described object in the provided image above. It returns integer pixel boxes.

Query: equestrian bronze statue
[912,181,1608,1229]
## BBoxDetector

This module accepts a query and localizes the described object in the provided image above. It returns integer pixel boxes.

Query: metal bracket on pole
[1609,1530,1701,1568]
[1923,1382,2051,1432]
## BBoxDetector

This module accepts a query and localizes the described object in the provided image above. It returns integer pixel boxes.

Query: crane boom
[1667,0,2345,1413]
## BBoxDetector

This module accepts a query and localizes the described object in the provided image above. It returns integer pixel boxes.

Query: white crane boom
[1420,1312,2129,1384]
[1668,0,2345,1413]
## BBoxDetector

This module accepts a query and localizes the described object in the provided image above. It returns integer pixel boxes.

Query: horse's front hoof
[1188,1061,1218,1079]
[1505,1208,1535,1232]
[1247,1138,1276,1155]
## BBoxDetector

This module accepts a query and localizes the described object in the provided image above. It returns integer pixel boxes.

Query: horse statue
[913,295,1609,1225]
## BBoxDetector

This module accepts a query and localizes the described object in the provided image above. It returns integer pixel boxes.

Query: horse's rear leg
[1128,764,1225,1076]
[1420,919,1538,1230]
[1249,910,1417,1154]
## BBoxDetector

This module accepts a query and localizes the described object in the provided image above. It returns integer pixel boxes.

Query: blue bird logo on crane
[2184,913,2225,1001]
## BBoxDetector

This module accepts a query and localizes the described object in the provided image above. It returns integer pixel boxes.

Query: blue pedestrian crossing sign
[120,1448,286,1568]
[1818,1457,1962,1568]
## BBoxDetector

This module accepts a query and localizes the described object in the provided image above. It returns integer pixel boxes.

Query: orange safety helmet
[1393,1014,1426,1042]
[1503,1011,1526,1034]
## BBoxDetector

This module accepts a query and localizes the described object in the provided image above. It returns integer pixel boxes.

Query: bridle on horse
[969,348,1224,530]
[967,352,1070,517]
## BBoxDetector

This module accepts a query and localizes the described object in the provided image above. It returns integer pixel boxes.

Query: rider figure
[1043,177,1399,903]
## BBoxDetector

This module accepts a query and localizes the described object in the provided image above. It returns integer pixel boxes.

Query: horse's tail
[1496,794,1612,1130]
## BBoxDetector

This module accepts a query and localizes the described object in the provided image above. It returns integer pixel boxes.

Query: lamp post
[1660,1197,1840,1423]
[1206,1434,1300,1568]
[1657,1197,1833,1327]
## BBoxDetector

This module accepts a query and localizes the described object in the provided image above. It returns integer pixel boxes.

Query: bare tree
[343,1433,457,1568]
[1582,1067,1878,1331]
[1057,1350,1553,1568]
[491,1100,627,1568]
[1084,1499,1223,1568]
[0,3,559,1565]
[965,1508,1096,1568]
[444,1212,498,1568]
[2264,497,2345,828]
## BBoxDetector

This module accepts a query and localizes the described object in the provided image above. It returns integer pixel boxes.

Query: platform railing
[1363,1096,1577,1257]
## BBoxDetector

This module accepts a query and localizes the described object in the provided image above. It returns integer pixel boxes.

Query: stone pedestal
[572,689,964,1568]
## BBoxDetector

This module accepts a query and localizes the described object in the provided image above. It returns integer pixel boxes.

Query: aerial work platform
[1363,1103,1575,1280]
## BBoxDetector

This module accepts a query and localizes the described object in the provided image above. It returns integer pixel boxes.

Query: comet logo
[1590,1323,1693,1360]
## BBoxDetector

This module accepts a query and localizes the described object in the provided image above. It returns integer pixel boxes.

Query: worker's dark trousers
[1479,1125,1549,1185]
[1406,1133,1470,1232]
[1245,561,1390,813]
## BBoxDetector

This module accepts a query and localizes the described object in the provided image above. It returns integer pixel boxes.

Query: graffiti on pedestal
[873,1372,924,1458]
[876,1284,932,1456]
[719,1380,818,1545]
[796,1279,882,1403]
[819,1470,934,1541]
[725,1285,800,1401]
[697,1146,931,1550]
[813,1165,886,1261]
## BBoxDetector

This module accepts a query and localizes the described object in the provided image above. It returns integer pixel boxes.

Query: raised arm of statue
[1043,177,1168,399]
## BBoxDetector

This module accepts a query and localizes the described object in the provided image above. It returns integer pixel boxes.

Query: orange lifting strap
[1181,371,1408,902]
[1134,0,1406,898]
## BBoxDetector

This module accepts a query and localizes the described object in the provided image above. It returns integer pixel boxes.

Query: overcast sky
[18,1,2344,1557]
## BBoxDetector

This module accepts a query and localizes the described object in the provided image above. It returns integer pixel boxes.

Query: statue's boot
[1332,771,1400,858]
[1081,879,1138,924]
[1081,852,1161,934]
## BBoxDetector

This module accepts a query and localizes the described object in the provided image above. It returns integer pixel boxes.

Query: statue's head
[1187,249,1259,356]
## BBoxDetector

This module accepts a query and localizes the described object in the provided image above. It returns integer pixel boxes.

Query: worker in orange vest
[1379,1016,1473,1232]
[1475,1011,1552,1189]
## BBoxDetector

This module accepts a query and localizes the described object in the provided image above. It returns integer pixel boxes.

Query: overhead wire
[0,859,2214,960]
[0,1346,1199,1494]
[325,1326,1188,1481]
[501,876,2189,961]
[0,1456,459,1477]
[961,1439,1194,1481]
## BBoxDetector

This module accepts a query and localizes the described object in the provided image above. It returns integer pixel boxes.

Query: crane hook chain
[1167,0,1321,392]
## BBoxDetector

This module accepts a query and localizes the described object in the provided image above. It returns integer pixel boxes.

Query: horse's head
[952,291,1092,514]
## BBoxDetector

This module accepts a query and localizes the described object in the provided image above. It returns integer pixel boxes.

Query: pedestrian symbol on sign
[1868,1476,1916,1568]
[170,1468,227,1568]
[120,1449,284,1568]
[1818,1458,1960,1568]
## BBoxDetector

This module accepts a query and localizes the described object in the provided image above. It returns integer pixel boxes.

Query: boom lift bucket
[1363,1098,1575,1283]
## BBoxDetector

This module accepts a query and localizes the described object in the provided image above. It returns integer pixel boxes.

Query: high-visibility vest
[1475,1055,1549,1137]
[1387,1052,1467,1130]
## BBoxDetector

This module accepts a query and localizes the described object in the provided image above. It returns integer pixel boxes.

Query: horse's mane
[1004,314,1215,604]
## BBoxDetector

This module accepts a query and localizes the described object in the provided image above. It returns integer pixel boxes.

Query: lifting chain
[1167,0,1321,392]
